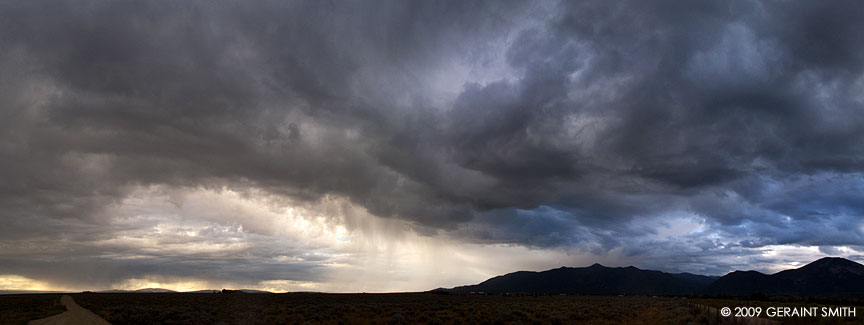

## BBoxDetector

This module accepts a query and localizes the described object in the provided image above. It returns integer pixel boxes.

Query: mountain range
[445,257,864,297]
[94,288,271,294]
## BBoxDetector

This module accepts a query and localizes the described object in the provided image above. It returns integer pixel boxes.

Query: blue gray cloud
[1,0,863,289]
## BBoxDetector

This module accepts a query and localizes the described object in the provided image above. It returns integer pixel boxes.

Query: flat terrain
[689,298,863,325]
[28,295,110,325]
[1,293,861,324]
[0,294,65,324]
[77,293,700,324]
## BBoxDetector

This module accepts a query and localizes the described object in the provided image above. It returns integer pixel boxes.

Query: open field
[2,293,862,324]
[688,298,863,325]
[0,294,65,324]
[1,293,698,324]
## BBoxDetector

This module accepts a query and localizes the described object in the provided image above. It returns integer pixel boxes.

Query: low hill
[97,288,177,293]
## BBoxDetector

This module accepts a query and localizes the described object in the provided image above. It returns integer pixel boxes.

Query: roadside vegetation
[0,294,65,325]
[6,292,862,324]
[71,293,694,324]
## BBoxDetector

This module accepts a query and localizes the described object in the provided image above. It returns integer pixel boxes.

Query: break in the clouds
[1,0,864,291]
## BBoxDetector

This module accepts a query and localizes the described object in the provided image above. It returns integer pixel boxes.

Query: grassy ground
[11,293,862,324]
[68,293,696,324]
[689,298,864,324]
[0,294,66,325]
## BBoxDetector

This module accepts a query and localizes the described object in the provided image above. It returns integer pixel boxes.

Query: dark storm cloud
[1,0,864,286]
[0,0,528,225]
[439,0,864,248]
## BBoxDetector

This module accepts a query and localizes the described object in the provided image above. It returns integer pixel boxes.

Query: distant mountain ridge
[98,288,177,293]
[448,263,716,296]
[705,257,864,296]
[95,288,271,294]
[444,257,864,297]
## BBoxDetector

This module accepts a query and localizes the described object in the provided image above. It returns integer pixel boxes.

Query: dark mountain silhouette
[705,257,864,296]
[134,288,177,293]
[219,289,272,294]
[702,270,777,296]
[670,272,719,287]
[448,264,715,295]
[444,257,864,297]
[97,288,178,293]
[94,288,272,294]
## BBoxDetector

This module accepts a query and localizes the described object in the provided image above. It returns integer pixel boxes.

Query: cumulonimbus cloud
[1,0,863,289]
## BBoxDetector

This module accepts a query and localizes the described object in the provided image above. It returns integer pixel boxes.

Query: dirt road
[28,295,109,325]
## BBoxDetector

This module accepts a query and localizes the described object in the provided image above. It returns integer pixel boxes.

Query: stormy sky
[1,0,864,292]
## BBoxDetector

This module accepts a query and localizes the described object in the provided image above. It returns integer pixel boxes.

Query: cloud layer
[1,0,863,290]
